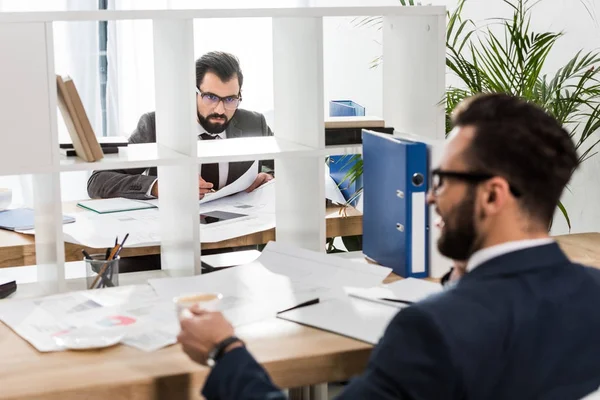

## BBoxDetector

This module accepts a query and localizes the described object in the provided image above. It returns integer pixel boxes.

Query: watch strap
[208,335,244,367]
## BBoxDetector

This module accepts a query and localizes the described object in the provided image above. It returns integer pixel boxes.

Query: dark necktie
[199,133,220,188]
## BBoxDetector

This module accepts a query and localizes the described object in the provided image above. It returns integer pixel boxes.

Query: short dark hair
[452,93,579,225]
[195,51,243,93]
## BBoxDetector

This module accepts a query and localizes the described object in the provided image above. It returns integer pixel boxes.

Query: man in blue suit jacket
[177,93,600,399]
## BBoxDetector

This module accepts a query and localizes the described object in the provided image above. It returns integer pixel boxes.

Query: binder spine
[406,142,429,278]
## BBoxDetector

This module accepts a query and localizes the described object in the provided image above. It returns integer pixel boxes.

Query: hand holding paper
[199,177,214,199]
[245,172,273,193]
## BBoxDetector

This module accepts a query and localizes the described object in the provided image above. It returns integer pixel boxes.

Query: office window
[99,0,108,136]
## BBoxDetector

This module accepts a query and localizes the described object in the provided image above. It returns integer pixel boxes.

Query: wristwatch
[207,335,244,367]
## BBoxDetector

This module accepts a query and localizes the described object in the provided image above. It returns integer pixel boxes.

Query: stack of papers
[0,285,177,352]
[0,242,393,353]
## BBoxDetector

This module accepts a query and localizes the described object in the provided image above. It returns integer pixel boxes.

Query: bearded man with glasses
[87,51,274,200]
[177,93,600,400]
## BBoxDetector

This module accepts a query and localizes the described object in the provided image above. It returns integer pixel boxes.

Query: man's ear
[483,178,510,213]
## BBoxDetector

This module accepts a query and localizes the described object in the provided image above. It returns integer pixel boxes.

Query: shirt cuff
[146,178,158,198]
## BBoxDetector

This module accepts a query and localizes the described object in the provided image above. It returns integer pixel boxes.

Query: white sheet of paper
[199,160,259,204]
[257,241,392,289]
[148,262,322,327]
[325,164,346,205]
[345,277,443,307]
[0,285,180,353]
[278,296,401,345]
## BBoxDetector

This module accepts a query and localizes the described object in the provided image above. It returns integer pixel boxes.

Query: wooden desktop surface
[0,232,599,400]
[0,202,362,268]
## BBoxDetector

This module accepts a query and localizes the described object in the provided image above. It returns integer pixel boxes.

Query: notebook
[0,208,75,231]
[77,198,157,214]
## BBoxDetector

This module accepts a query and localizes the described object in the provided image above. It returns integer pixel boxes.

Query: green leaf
[557,201,572,231]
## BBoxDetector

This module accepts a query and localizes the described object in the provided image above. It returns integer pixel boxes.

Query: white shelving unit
[0,4,446,294]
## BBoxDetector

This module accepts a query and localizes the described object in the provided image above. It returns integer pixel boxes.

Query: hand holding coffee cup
[174,293,222,319]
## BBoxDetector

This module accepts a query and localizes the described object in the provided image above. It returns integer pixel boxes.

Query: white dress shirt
[466,238,555,272]
[147,123,229,197]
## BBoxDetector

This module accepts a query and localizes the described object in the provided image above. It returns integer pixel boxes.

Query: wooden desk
[0,203,362,268]
[1,233,600,399]
[0,310,371,400]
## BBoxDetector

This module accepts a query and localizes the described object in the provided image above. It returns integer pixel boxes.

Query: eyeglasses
[431,168,521,197]
[195,87,241,110]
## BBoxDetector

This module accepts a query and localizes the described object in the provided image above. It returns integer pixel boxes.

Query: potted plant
[341,0,600,231]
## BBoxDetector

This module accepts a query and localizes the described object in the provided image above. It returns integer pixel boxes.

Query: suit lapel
[226,117,243,139]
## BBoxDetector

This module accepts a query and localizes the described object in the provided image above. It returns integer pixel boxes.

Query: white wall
[447,0,600,235]
[323,0,600,235]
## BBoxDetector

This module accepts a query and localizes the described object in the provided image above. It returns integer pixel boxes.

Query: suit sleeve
[337,305,460,399]
[258,114,275,176]
[202,347,286,400]
[86,113,158,199]
[201,306,460,400]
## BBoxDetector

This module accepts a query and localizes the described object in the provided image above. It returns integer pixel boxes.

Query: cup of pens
[84,254,120,289]
[83,234,128,290]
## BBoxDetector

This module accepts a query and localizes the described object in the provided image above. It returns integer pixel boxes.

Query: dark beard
[437,187,481,261]
[198,111,231,134]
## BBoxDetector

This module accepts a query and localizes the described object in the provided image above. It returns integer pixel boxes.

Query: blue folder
[0,208,75,231]
[362,130,429,278]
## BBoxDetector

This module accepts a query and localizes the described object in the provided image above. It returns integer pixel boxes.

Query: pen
[82,249,92,260]
[112,233,129,259]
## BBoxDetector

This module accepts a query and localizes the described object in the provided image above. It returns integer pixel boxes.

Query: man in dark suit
[176,93,600,399]
[87,51,273,200]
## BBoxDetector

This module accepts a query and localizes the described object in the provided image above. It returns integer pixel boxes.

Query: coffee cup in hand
[174,293,222,319]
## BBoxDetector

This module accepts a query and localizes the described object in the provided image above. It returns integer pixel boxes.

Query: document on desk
[148,262,323,328]
[199,179,276,242]
[278,296,401,345]
[0,285,180,353]
[257,241,392,289]
[15,181,277,248]
[278,278,443,344]
[345,278,443,307]
[149,241,392,327]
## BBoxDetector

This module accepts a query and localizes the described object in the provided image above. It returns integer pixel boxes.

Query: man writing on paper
[177,93,600,399]
[87,51,273,200]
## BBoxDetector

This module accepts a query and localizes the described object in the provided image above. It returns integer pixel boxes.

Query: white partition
[0,22,55,175]
[0,4,447,290]
[153,19,201,275]
[273,16,325,252]
[382,14,446,140]
[382,13,447,277]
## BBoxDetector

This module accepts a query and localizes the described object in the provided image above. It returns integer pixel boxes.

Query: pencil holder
[85,253,120,289]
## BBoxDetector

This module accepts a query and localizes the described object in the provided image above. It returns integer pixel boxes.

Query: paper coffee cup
[174,292,223,319]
